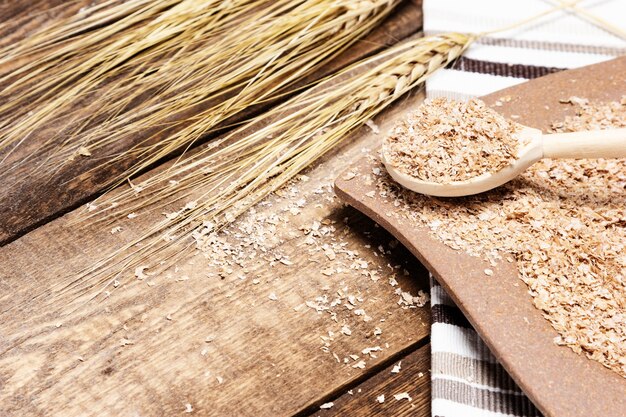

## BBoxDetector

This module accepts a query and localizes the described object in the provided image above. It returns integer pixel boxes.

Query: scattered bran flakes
[375,97,626,377]
[393,392,412,401]
[383,98,523,183]
[365,119,381,134]
[320,402,334,409]
[184,165,428,376]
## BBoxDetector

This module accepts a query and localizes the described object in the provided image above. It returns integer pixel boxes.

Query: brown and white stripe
[423,1,625,416]
[424,0,626,100]
[430,277,541,417]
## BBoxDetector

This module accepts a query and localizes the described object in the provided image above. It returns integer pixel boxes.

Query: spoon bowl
[382,125,626,197]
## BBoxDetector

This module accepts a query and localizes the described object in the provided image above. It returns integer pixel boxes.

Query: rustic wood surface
[0,97,432,416]
[307,344,431,417]
[0,0,424,245]
[0,0,88,48]
[0,3,434,411]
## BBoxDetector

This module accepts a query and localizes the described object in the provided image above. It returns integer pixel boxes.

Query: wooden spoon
[382,126,626,197]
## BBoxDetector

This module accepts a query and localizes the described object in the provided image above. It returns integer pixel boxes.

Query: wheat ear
[64,0,400,183]
[0,0,399,182]
[46,33,472,310]
[0,0,260,164]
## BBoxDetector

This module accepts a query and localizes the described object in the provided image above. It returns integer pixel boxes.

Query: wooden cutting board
[335,57,626,417]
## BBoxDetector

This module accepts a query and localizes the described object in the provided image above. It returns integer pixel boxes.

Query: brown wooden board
[307,344,431,417]
[0,0,423,245]
[334,57,626,417]
[0,80,433,415]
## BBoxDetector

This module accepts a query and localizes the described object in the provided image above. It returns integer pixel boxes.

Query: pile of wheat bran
[383,98,523,183]
[376,97,626,377]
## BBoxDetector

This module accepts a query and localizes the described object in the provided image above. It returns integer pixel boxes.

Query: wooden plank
[0,0,423,245]
[0,89,431,415]
[306,344,430,417]
[0,1,92,50]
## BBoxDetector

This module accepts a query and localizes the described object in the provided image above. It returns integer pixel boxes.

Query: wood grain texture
[0,0,424,245]
[542,128,626,159]
[0,85,432,416]
[0,0,87,44]
[307,344,430,417]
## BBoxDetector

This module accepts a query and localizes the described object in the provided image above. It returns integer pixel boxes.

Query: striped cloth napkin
[422,1,626,416]
[425,0,626,100]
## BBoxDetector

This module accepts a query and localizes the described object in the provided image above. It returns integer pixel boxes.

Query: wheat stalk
[0,0,399,182]
[0,0,262,164]
[552,0,626,40]
[48,33,472,309]
[68,0,401,182]
[0,1,157,65]
[107,33,473,217]
[16,1,586,310]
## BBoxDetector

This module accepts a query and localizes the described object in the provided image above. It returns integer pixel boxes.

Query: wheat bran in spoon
[383,97,525,183]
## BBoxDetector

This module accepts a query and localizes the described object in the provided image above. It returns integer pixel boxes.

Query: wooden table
[0,2,434,415]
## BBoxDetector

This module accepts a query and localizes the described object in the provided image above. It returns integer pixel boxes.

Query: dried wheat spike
[0,0,401,188]
[58,33,473,305]
[354,33,470,112]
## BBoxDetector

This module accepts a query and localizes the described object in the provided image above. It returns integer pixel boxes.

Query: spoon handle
[542,128,626,159]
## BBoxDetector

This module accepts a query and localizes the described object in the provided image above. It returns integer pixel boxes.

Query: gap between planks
[297,338,431,417]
